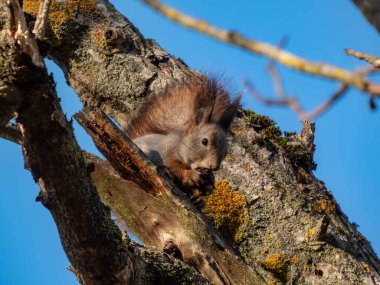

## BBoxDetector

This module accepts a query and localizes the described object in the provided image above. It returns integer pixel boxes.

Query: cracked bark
[0,1,226,284]
[1,0,379,284]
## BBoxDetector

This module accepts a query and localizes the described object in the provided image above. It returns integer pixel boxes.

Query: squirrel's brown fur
[126,77,240,202]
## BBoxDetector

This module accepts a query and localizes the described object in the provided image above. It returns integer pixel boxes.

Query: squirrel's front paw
[181,169,203,188]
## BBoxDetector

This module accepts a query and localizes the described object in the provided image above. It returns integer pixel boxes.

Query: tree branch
[75,108,266,285]
[345,48,380,68]
[32,0,52,39]
[1,2,216,284]
[141,0,380,97]
[19,0,380,283]
[352,0,380,33]
[0,123,21,144]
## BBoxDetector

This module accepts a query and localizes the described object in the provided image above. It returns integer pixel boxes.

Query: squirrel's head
[179,124,228,170]
[178,78,240,170]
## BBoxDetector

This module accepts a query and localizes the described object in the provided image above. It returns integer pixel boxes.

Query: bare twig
[245,65,349,121]
[305,84,348,119]
[32,0,52,39]
[244,79,304,118]
[142,0,380,96]
[345,48,380,69]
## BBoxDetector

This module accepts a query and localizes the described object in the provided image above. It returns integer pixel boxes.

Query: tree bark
[1,0,379,284]
[353,0,380,33]
[0,1,229,284]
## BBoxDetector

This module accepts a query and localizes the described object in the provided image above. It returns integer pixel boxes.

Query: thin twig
[244,79,305,118]
[345,49,380,69]
[267,64,287,100]
[267,36,289,100]
[142,0,380,96]
[245,66,349,121]
[305,85,348,120]
[33,0,52,39]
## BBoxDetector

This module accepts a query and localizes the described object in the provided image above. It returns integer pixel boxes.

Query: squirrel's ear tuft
[217,95,241,132]
[194,105,213,125]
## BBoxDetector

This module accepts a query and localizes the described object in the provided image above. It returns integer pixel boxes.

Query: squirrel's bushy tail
[125,77,240,139]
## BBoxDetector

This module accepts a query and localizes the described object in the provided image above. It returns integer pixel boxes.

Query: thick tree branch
[32,0,52,38]
[2,2,134,284]
[141,0,380,97]
[353,0,380,33]
[1,2,217,284]
[75,108,266,285]
[0,123,21,144]
[19,0,380,283]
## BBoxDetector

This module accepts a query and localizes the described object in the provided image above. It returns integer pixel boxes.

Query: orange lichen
[266,233,273,239]
[243,162,252,172]
[262,253,299,280]
[313,199,336,214]
[224,154,234,162]
[204,180,248,242]
[90,25,108,49]
[231,124,249,138]
[23,0,97,41]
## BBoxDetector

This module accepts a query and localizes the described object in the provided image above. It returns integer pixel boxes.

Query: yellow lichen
[290,256,299,264]
[90,70,97,78]
[266,187,275,193]
[90,25,108,49]
[70,60,78,69]
[262,253,299,280]
[204,180,248,242]
[312,199,336,214]
[305,227,316,241]
[23,0,97,41]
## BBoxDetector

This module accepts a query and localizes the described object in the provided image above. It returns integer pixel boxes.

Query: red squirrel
[126,77,240,202]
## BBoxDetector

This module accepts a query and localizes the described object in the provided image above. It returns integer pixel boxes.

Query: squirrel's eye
[202,138,208,146]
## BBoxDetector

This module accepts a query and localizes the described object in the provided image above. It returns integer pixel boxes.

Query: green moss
[245,110,282,139]
[244,109,316,171]
[203,180,248,243]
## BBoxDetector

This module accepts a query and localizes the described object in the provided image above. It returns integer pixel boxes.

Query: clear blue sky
[1,1,379,284]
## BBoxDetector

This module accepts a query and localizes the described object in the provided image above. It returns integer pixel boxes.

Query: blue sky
[1,1,379,284]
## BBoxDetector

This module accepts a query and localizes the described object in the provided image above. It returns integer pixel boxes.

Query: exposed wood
[5,0,380,283]
[75,108,266,285]
[0,1,222,284]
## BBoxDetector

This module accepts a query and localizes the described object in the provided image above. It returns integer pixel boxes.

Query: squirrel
[126,77,240,202]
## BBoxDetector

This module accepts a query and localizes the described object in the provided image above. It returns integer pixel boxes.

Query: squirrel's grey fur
[126,77,240,191]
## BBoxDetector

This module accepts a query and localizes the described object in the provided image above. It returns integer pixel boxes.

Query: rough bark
[0,1,228,284]
[353,0,380,33]
[75,108,265,284]
[2,0,379,284]
[1,2,134,284]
